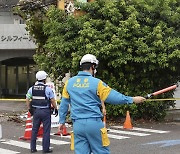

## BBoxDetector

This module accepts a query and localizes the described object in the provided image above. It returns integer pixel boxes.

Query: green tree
[15,0,180,121]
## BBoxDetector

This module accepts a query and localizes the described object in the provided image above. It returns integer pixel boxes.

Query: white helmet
[80,54,99,66]
[36,71,48,80]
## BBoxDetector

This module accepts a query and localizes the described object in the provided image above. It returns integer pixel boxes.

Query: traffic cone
[19,112,32,140]
[54,124,70,136]
[123,111,133,129]
[62,125,70,136]
[54,130,62,136]
[53,125,64,136]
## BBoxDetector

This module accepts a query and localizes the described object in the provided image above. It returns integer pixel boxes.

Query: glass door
[18,66,28,95]
[7,66,17,95]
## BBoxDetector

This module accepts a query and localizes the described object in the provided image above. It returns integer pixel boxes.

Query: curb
[165,109,180,122]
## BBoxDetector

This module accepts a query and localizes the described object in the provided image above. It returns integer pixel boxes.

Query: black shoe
[43,149,53,153]
[31,149,37,153]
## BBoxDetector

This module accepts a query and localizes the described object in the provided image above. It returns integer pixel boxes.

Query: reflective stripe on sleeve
[62,80,70,99]
[26,93,32,99]
[97,81,111,101]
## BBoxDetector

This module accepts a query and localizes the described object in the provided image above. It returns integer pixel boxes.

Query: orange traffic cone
[54,125,62,136]
[19,112,32,140]
[54,130,62,136]
[62,125,70,136]
[54,125,70,136]
[123,111,133,129]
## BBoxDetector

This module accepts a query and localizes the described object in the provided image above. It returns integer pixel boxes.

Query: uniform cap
[36,71,48,80]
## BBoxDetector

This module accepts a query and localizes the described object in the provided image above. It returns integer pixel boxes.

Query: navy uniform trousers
[31,108,51,151]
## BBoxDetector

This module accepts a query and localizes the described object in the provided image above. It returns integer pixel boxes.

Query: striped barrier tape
[0,99,61,102]
[0,99,26,101]
[146,98,180,101]
[0,98,180,102]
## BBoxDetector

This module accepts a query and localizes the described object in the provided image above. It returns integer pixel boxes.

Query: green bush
[15,0,180,121]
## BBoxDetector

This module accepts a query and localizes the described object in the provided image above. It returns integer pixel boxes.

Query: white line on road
[51,133,129,140]
[108,134,130,140]
[37,138,70,145]
[0,148,20,154]
[108,129,150,136]
[1,139,42,150]
[111,126,170,133]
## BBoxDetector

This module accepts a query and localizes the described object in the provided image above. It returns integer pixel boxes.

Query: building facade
[0,0,37,98]
[0,0,89,98]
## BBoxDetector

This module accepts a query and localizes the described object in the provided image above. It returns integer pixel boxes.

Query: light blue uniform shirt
[59,71,133,124]
[26,82,54,108]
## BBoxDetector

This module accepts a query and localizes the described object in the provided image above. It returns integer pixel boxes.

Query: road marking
[108,134,129,140]
[111,126,170,133]
[1,139,42,150]
[51,132,129,140]
[0,126,171,153]
[0,148,20,154]
[37,138,70,145]
[143,140,180,147]
[108,129,150,136]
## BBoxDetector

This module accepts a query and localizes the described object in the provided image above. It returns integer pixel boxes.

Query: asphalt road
[0,101,180,154]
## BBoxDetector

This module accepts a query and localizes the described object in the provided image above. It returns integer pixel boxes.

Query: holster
[29,101,34,116]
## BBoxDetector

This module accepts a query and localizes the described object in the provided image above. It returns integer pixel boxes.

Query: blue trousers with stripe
[73,118,110,154]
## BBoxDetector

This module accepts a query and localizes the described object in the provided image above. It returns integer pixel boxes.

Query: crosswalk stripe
[52,132,129,140]
[37,138,70,145]
[51,132,130,140]
[0,126,170,152]
[0,148,20,154]
[111,126,170,133]
[1,139,42,150]
[108,129,150,136]
[108,134,130,140]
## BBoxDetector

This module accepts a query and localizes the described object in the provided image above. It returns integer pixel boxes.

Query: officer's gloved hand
[51,107,54,114]
[54,109,58,117]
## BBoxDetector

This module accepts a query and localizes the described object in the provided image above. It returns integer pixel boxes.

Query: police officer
[58,54,146,154]
[26,71,58,153]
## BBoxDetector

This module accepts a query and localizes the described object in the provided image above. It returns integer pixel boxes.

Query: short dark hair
[81,62,94,71]
[37,79,46,82]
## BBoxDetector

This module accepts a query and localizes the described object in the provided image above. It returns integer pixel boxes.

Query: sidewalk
[165,83,180,122]
[0,100,26,113]
[165,109,180,122]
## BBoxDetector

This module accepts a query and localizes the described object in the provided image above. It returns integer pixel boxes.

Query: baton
[145,84,178,98]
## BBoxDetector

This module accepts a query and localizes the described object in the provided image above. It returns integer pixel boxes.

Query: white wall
[174,82,180,109]
[0,24,36,49]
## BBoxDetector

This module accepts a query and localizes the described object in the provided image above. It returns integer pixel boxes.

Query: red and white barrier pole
[145,84,178,98]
